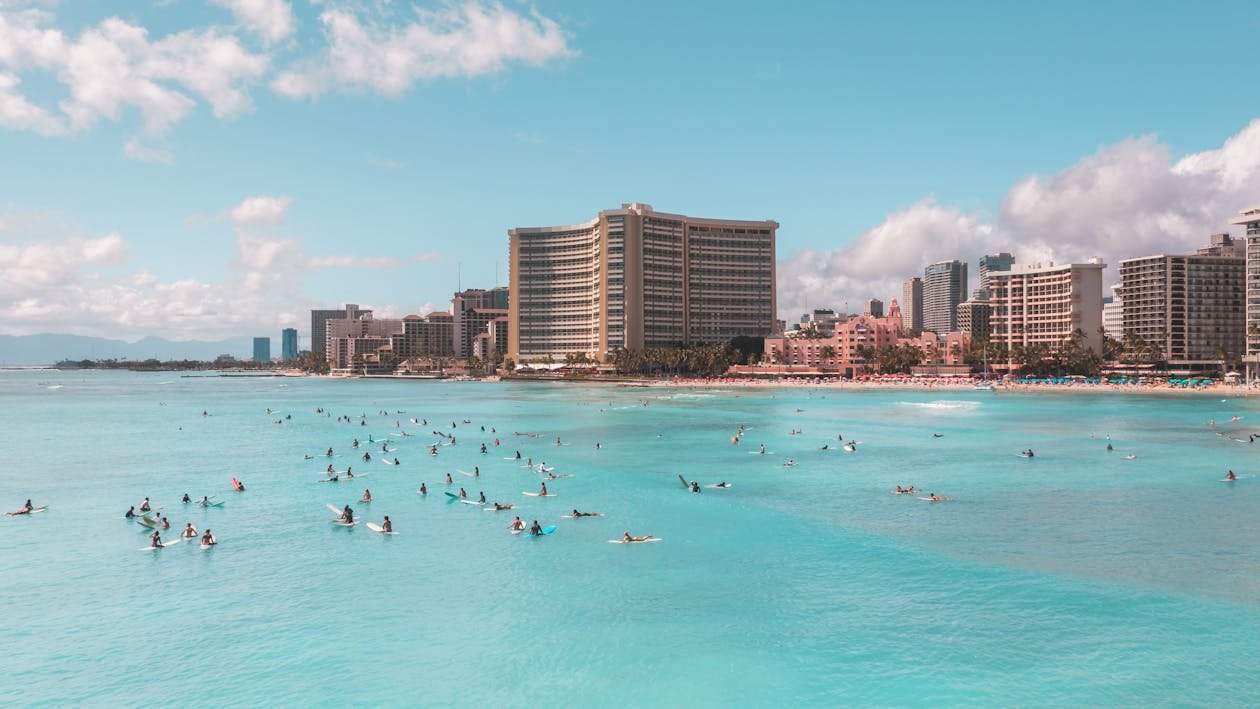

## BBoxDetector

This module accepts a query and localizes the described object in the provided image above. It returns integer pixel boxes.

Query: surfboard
[366,522,398,534]
[678,474,689,489]
[137,519,156,529]
[607,537,661,544]
[705,484,733,489]
[325,503,344,516]
[460,499,483,505]
[522,492,555,497]
[200,501,225,507]
[200,542,215,550]
[28,506,48,514]
[747,451,773,455]
[457,469,474,477]
[561,513,603,518]
[138,537,182,551]
[444,491,461,500]
[380,459,398,465]
[916,497,954,502]
[525,525,557,537]
[331,521,356,527]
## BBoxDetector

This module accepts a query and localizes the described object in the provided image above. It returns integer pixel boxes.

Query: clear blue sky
[1,0,1258,339]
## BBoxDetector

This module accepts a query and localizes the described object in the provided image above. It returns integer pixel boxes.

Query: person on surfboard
[6,500,33,515]
[510,516,524,531]
[529,520,543,536]
[149,530,164,548]
[362,489,372,503]
[622,532,652,543]
[182,523,197,538]
[200,529,216,546]
[539,482,548,496]
[381,516,393,533]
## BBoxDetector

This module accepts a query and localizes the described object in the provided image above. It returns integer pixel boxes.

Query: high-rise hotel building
[923,260,968,334]
[988,259,1106,358]
[508,203,777,362]
[1119,234,1244,371]
[1235,207,1260,369]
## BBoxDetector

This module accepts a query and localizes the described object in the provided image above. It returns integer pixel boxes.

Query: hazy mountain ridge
[0,333,254,366]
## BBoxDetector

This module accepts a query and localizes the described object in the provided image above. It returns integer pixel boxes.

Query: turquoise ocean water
[1,370,1258,706]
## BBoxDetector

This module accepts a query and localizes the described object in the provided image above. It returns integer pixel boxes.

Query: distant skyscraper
[281,328,298,360]
[490,286,509,310]
[977,252,1015,297]
[923,260,968,333]
[252,337,271,363]
[1102,285,1123,340]
[901,277,923,332]
[310,304,371,355]
[863,298,884,318]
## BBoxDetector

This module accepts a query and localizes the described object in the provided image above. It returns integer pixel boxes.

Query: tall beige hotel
[508,203,778,363]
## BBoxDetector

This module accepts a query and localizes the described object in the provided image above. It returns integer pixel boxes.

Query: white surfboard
[366,522,398,534]
[460,499,484,505]
[705,484,733,489]
[607,537,661,544]
[457,469,474,477]
[380,459,398,465]
[200,542,216,550]
[522,492,555,497]
[325,503,343,516]
[138,537,182,551]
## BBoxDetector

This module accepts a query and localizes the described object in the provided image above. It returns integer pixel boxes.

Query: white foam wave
[898,400,980,411]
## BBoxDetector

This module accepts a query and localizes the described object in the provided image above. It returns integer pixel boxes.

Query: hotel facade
[508,203,777,362]
[987,259,1106,358]
[1119,234,1244,372]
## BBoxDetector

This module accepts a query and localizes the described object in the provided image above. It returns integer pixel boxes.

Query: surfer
[393,457,399,465]
[690,481,701,493]
[353,439,360,448]
[622,532,653,543]
[445,473,453,485]
[1226,470,1237,481]
[326,447,334,457]
[478,491,486,504]
[474,467,480,477]
[419,483,427,495]
[363,452,372,462]
[182,523,197,538]
[932,433,943,438]
[182,493,191,503]
[494,502,515,510]
[200,529,216,546]
[712,482,731,488]
[149,530,164,549]
[480,443,487,454]
[783,459,796,467]
[140,497,152,512]
[381,516,393,533]
[362,489,372,503]
[459,488,467,499]
[539,482,549,496]
[758,444,766,455]
[1023,449,1035,457]
[341,505,354,524]
[1106,443,1113,451]
[6,499,33,516]
[160,516,170,530]
[571,509,600,518]
[515,451,521,460]
[509,516,525,531]
[529,520,543,536]
[125,506,136,519]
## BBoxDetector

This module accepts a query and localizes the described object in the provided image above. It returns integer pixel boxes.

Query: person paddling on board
[1226,470,1238,481]
[6,500,33,515]
[494,502,514,510]
[182,493,191,504]
[571,509,600,518]
[419,483,427,495]
[200,529,216,546]
[182,523,197,538]
[381,516,393,533]
[622,532,652,543]
[140,497,152,512]
[529,520,543,536]
[712,482,731,488]
[510,516,525,532]
[362,489,372,503]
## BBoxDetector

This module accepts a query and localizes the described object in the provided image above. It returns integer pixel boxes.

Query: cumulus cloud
[0,199,418,339]
[412,252,442,262]
[0,9,268,145]
[209,0,296,44]
[226,194,291,225]
[271,1,573,99]
[778,119,1260,318]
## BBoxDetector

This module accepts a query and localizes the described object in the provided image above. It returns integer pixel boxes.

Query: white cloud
[0,9,267,152]
[226,195,291,225]
[272,2,573,99]
[779,119,1260,318]
[0,71,65,135]
[209,0,296,44]
[412,252,442,262]
[0,199,426,338]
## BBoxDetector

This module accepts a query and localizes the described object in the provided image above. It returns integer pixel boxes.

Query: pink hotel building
[763,300,970,377]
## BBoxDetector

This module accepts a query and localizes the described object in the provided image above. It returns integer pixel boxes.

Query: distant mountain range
[0,333,255,366]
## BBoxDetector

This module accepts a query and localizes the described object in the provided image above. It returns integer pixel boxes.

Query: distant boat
[973,381,994,391]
